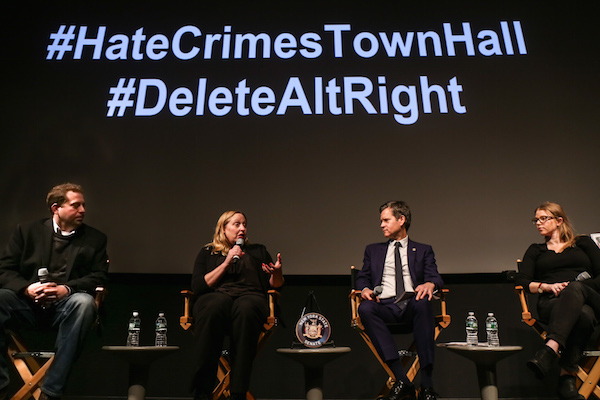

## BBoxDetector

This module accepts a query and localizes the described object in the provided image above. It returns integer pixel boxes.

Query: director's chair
[7,286,107,400]
[349,266,450,398]
[515,259,600,399]
[180,289,279,400]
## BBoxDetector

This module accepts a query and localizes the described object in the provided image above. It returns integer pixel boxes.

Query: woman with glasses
[516,201,600,400]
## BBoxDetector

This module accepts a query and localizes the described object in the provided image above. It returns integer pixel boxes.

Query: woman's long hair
[536,201,576,250]
[205,210,247,255]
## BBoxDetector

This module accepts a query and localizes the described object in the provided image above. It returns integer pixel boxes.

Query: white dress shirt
[380,236,414,299]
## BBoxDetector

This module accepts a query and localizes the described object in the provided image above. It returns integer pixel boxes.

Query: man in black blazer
[356,201,443,400]
[0,183,108,400]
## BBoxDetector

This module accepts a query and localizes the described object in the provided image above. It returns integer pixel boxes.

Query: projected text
[46,21,527,126]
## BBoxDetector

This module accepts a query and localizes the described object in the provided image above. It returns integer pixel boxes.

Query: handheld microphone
[38,267,49,283]
[373,285,383,297]
[232,238,245,264]
[576,271,592,281]
[229,238,245,274]
[37,267,49,309]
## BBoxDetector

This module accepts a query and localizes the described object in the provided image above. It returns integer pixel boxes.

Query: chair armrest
[180,290,194,330]
[93,259,109,310]
[516,284,551,336]
[349,289,363,330]
[349,266,364,329]
[94,286,106,310]
[265,290,280,330]
[437,288,451,328]
[515,285,548,339]
[515,285,534,323]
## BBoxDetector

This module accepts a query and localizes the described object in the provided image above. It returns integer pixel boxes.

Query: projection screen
[2,1,599,275]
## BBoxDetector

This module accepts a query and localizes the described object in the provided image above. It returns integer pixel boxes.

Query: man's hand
[42,283,70,301]
[26,282,48,301]
[26,282,70,304]
[414,282,436,301]
[361,288,380,302]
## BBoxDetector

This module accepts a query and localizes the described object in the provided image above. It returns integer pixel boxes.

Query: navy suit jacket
[356,239,443,294]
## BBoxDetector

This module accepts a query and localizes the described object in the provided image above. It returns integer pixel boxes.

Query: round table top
[438,342,522,352]
[438,343,522,366]
[277,346,351,354]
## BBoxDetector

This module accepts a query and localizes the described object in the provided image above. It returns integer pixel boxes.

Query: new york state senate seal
[295,312,331,348]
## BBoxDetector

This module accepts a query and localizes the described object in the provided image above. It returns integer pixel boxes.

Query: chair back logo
[295,312,331,348]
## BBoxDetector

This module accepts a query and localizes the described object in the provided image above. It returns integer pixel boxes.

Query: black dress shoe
[383,380,416,400]
[418,387,439,400]
[527,345,558,379]
[557,375,584,400]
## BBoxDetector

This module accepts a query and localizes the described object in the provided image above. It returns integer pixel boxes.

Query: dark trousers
[358,297,435,370]
[538,281,600,372]
[192,292,268,396]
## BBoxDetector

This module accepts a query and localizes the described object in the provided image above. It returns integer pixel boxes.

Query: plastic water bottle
[466,311,478,345]
[486,312,500,347]
[155,312,167,347]
[127,311,141,346]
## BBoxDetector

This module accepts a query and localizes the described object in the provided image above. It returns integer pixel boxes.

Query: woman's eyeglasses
[532,216,554,225]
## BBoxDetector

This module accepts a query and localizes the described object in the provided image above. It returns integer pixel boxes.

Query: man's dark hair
[46,183,84,212]
[379,200,411,231]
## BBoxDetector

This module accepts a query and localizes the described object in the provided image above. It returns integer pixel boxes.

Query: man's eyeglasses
[532,216,554,224]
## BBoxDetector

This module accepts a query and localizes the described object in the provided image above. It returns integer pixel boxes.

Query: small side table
[438,343,522,400]
[277,347,351,400]
[102,345,179,400]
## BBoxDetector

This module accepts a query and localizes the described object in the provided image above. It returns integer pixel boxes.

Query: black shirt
[516,235,600,292]
[191,243,273,299]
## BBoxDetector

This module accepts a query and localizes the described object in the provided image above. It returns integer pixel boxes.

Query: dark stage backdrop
[1,1,599,275]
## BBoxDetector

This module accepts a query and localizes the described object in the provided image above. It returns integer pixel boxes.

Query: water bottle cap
[468,311,474,315]
[132,311,139,317]
[159,312,165,317]
[488,312,494,316]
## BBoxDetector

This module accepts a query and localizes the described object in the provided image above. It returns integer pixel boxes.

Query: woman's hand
[264,253,284,288]
[543,281,569,296]
[225,245,244,267]
[262,253,282,275]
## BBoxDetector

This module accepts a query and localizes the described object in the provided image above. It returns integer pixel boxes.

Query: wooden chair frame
[349,266,450,397]
[7,286,106,400]
[516,282,600,399]
[180,289,279,400]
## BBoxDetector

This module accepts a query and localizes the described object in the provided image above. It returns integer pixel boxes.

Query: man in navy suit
[0,183,108,400]
[357,201,443,400]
